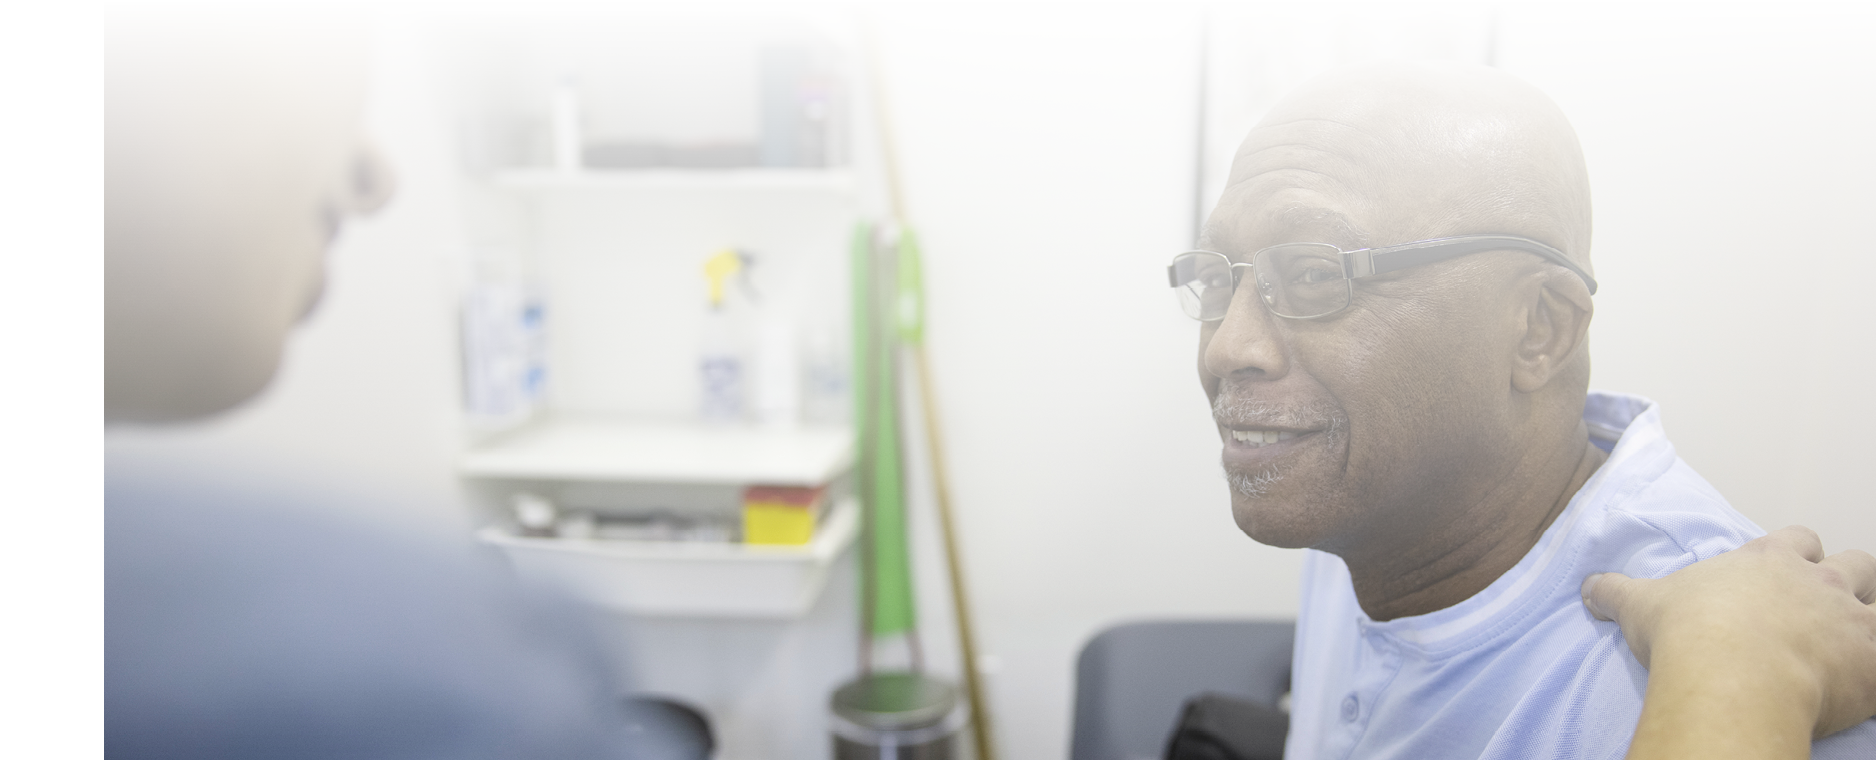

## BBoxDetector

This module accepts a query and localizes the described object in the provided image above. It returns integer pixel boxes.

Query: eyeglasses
[1166,235,1597,321]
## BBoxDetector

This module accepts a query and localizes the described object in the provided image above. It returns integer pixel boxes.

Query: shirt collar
[1358,391,1666,650]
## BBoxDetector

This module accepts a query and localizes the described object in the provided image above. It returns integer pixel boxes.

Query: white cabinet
[414,1,866,615]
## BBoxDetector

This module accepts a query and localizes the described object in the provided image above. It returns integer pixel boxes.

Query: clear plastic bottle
[800,322,849,426]
[547,60,577,171]
[698,316,745,421]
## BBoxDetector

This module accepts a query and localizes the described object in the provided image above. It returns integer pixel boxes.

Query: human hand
[1582,525,1876,739]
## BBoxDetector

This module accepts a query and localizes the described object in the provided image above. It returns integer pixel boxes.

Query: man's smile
[1228,428,1302,447]
[1209,385,1348,476]
[1219,423,1330,475]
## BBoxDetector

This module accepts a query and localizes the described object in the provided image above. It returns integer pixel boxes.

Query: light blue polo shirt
[1284,391,1876,760]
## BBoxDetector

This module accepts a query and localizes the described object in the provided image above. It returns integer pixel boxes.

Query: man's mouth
[1209,388,1347,463]
[1228,428,1301,447]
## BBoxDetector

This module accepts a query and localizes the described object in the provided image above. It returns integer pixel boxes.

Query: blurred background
[101,2,1876,758]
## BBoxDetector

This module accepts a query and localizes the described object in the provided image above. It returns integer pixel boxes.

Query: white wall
[871,6,1300,760]
[1497,1,1876,553]
[103,3,1876,760]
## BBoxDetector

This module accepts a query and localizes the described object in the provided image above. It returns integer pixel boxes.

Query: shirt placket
[1326,622,1404,760]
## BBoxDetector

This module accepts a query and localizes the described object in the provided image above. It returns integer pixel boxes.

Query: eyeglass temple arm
[1350,236,1599,295]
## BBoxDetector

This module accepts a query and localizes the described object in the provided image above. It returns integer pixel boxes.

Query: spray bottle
[700,249,757,421]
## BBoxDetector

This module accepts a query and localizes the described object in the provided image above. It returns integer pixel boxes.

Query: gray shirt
[105,461,637,759]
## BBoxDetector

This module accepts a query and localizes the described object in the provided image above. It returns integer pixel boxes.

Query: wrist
[1640,627,1822,755]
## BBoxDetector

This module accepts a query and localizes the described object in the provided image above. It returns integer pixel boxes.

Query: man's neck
[1338,427,1610,622]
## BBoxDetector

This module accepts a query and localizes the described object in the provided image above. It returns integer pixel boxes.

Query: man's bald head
[1210,61,1593,277]
[1196,61,1605,571]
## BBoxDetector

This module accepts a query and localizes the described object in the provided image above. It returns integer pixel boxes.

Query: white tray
[479,497,857,618]
[460,417,854,486]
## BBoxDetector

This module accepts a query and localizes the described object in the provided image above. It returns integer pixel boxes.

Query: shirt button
[1340,694,1360,722]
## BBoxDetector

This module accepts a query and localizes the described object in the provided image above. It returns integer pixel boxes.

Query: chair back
[1069,619,1295,760]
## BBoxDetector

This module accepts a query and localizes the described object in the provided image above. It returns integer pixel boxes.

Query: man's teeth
[1230,429,1297,447]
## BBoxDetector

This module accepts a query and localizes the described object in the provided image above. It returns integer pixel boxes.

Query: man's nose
[1202,279,1291,382]
[339,142,396,216]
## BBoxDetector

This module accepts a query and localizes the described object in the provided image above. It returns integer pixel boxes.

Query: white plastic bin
[479,497,857,618]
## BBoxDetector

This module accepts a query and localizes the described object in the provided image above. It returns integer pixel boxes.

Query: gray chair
[1070,619,1295,760]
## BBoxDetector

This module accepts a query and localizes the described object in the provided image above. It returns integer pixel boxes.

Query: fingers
[1760,525,1827,562]
[1581,572,1635,621]
[1821,549,1876,604]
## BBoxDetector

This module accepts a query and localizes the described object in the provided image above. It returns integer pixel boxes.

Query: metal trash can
[829,672,964,760]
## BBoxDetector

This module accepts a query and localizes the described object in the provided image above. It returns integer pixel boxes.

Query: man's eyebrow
[1199,204,1372,255]
[1276,204,1371,248]
[1193,220,1223,249]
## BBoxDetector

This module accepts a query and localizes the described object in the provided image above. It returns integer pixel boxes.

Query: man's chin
[1230,491,1328,549]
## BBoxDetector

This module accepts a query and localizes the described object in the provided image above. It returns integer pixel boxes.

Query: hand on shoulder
[1582,525,1876,757]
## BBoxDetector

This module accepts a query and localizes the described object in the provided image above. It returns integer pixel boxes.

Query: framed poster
[1192,3,1499,244]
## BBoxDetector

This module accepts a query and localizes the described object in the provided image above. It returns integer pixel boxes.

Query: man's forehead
[1230,115,1398,182]
[1199,117,1402,255]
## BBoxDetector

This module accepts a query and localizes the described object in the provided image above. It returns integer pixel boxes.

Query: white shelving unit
[478,497,857,618]
[461,417,853,485]
[418,2,859,52]
[422,4,866,623]
[489,167,858,193]
[462,418,857,618]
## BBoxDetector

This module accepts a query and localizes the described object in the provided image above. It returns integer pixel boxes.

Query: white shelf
[459,417,854,485]
[479,497,858,618]
[418,2,859,52]
[488,167,856,193]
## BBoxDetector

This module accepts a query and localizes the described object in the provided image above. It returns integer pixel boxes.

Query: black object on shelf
[589,141,679,167]
[621,695,714,760]
[667,140,761,168]
[754,45,806,168]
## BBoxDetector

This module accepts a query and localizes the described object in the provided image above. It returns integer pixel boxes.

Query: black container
[667,141,761,167]
[620,696,714,760]
[589,141,679,167]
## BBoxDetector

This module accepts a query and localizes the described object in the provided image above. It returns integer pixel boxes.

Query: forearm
[1626,625,1821,760]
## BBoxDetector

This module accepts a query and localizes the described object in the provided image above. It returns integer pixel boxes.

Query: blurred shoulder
[104,459,632,760]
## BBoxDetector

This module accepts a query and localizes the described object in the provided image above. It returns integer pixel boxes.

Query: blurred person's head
[105,9,394,423]
[1195,61,1597,558]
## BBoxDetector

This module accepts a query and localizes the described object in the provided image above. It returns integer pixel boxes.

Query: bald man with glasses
[1170,62,1876,760]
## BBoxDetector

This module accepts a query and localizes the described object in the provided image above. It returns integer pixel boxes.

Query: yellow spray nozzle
[704,248,743,307]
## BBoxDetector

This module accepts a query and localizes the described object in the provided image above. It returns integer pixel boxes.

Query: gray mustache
[1210,390,1347,433]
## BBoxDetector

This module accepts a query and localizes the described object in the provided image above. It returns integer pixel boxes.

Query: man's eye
[1291,265,1341,285]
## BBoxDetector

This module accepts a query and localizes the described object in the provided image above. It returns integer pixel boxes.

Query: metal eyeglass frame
[1166,234,1598,321]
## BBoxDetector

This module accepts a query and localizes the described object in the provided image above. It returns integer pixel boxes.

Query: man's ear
[1511,269,1594,393]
